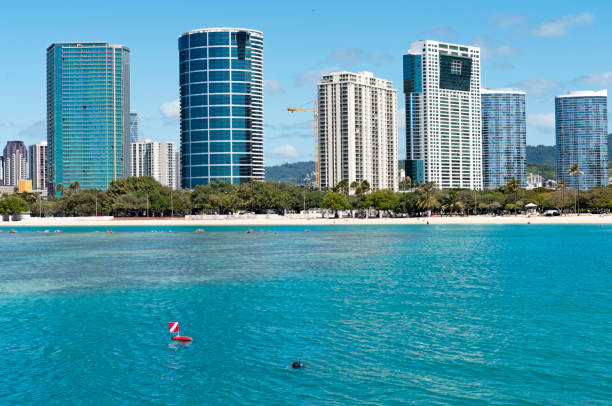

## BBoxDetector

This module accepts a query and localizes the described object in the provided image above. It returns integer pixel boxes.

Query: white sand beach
[4,213,612,227]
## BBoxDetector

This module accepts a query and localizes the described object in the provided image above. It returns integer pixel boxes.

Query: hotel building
[178,28,264,188]
[481,89,526,188]
[47,42,130,191]
[317,71,398,191]
[403,40,482,189]
[555,90,608,190]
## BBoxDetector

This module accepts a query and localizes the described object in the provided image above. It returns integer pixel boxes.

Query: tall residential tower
[481,89,526,188]
[317,71,398,191]
[129,112,140,143]
[130,139,180,189]
[555,90,608,190]
[404,40,482,189]
[47,42,130,191]
[178,28,264,188]
[28,141,47,190]
[2,141,27,186]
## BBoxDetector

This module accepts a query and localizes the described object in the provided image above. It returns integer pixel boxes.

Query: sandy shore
[3,214,612,227]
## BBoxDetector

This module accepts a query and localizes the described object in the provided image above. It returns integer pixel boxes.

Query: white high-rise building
[28,142,48,190]
[130,139,180,189]
[404,40,482,189]
[317,71,398,191]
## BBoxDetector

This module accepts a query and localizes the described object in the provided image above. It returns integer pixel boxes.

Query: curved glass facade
[481,90,526,188]
[555,91,608,190]
[178,28,263,188]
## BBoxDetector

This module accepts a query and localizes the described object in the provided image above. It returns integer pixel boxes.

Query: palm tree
[360,180,370,195]
[441,190,464,215]
[350,181,361,196]
[557,180,565,214]
[568,163,584,214]
[416,182,439,216]
[335,179,349,199]
[399,177,412,191]
[56,183,64,197]
[68,181,81,195]
[502,178,519,215]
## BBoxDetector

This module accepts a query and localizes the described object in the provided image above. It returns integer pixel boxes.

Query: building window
[451,60,462,75]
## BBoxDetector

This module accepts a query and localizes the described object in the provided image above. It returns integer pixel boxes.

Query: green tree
[364,189,399,216]
[394,192,419,215]
[416,182,439,215]
[440,190,464,215]
[321,192,349,217]
[0,196,29,214]
[399,177,412,191]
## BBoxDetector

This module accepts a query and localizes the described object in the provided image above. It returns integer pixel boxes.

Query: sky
[1,0,611,165]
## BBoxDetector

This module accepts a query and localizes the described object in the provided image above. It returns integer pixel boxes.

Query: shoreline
[1,214,611,227]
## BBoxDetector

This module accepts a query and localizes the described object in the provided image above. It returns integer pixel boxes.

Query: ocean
[0,225,610,404]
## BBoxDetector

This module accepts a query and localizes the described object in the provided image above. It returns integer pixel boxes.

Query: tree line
[0,176,611,217]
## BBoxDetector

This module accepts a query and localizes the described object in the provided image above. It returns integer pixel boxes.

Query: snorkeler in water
[291,360,308,369]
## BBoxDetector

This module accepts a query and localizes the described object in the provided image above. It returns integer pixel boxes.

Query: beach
[3,213,611,228]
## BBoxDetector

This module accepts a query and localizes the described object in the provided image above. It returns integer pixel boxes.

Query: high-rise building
[47,42,130,192]
[404,40,482,189]
[317,71,398,191]
[481,89,526,188]
[178,28,264,188]
[130,139,180,189]
[2,141,27,186]
[28,142,47,190]
[129,112,139,143]
[555,90,608,190]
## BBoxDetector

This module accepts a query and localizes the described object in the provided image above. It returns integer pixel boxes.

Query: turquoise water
[0,225,610,404]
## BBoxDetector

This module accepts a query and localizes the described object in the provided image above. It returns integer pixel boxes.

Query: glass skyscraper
[555,90,608,190]
[481,89,526,188]
[129,112,139,143]
[178,28,264,188]
[47,42,130,192]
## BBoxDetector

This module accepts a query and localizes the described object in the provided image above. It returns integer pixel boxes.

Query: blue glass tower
[555,90,608,190]
[481,89,526,188]
[47,42,130,192]
[178,28,264,188]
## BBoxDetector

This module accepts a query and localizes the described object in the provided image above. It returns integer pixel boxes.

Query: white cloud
[269,144,300,159]
[295,67,340,87]
[160,99,180,118]
[327,48,362,65]
[264,79,285,94]
[472,37,518,60]
[492,13,528,28]
[18,119,46,144]
[528,113,555,130]
[509,78,562,97]
[533,13,594,37]
[574,71,612,87]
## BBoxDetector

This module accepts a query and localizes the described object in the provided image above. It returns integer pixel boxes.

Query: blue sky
[1,0,610,165]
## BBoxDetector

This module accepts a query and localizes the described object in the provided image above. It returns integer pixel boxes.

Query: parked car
[544,210,560,217]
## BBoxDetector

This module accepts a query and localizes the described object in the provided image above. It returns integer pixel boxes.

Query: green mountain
[526,145,555,165]
[265,135,612,184]
[265,161,314,184]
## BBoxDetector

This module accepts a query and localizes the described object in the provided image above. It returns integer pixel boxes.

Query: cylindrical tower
[178,28,264,188]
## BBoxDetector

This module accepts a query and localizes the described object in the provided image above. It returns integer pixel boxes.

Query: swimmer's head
[292,361,300,368]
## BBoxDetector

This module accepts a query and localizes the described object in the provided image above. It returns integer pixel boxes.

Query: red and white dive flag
[169,322,179,333]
